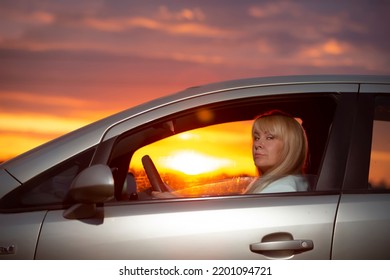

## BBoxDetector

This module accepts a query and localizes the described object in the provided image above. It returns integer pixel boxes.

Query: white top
[251,175,309,193]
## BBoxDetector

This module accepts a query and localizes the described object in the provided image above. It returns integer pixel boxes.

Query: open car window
[110,94,337,200]
[130,120,257,197]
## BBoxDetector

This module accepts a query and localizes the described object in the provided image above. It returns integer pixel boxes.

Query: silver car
[1,75,390,259]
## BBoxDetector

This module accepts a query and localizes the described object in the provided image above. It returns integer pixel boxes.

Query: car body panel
[0,169,20,197]
[332,194,390,259]
[0,211,46,259]
[35,195,339,259]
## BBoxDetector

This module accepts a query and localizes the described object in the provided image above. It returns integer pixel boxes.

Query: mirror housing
[63,164,114,219]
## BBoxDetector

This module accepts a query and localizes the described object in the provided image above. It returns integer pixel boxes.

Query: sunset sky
[0,0,389,162]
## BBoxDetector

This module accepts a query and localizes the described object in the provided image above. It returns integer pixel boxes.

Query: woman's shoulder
[261,175,308,193]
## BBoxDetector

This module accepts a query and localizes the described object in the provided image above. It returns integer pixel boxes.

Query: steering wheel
[141,155,169,192]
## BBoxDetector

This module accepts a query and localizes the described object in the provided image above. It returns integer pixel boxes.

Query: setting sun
[159,150,234,175]
[130,121,256,179]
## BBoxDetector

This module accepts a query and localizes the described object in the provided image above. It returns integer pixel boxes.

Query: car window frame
[342,92,374,190]
[104,92,344,200]
[343,86,390,192]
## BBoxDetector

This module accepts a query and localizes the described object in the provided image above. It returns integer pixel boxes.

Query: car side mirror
[63,164,114,219]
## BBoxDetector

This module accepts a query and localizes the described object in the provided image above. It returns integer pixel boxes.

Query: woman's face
[252,127,284,174]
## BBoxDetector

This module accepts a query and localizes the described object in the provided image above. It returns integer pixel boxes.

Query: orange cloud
[297,39,357,68]
[170,52,224,64]
[3,9,55,25]
[0,112,88,134]
[0,91,118,120]
[0,111,91,161]
[165,22,228,37]
[0,92,105,161]
[0,91,88,108]
[249,2,303,18]
[323,39,344,55]
[82,12,230,38]
[158,6,206,21]
[0,131,53,161]
[29,11,55,24]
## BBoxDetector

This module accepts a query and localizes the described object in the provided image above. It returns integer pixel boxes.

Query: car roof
[1,74,389,184]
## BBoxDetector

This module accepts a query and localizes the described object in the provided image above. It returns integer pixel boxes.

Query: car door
[332,84,390,259]
[34,85,354,260]
[35,195,339,259]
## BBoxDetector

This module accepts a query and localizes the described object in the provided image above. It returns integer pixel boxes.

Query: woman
[244,110,309,193]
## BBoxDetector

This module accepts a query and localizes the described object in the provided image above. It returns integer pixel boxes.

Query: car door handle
[250,239,314,254]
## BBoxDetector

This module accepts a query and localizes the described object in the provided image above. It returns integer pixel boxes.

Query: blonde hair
[246,111,308,193]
